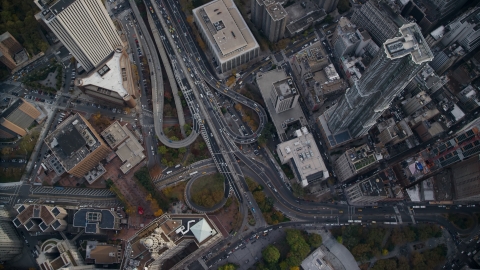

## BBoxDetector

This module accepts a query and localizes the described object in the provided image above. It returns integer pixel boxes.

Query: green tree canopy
[307,233,323,248]
[262,245,280,264]
[218,263,237,270]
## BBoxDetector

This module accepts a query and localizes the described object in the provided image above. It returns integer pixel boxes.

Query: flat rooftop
[193,0,259,62]
[266,3,287,21]
[286,9,326,35]
[44,114,102,172]
[102,121,145,174]
[384,23,433,64]
[73,209,118,231]
[273,78,296,98]
[256,69,308,142]
[276,128,328,186]
[77,50,133,99]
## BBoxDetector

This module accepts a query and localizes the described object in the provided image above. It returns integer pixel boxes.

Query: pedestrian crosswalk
[0,185,17,191]
[31,187,115,197]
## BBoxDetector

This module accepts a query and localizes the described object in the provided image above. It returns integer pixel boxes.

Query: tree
[158,146,168,155]
[262,245,280,264]
[382,249,389,256]
[336,236,343,244]
[154,209,163,217]
[307,233,322,248]
[179,147,187,154]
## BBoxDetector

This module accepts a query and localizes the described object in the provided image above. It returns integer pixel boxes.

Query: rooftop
[257,69,308,142]
[86,241,121,264]
[77,49,133,99]
[276,127,329,186]
[102,121,146,174]
[193,0,259,62]
[44,114,102,172]
[345,144,380,171]
[286,9,326,35]
[272,77,297,99]
[384,23,433,64]
[266,3,287,21]
[73,209,119,231]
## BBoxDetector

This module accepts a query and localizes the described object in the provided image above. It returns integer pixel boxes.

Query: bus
[190,171,198,176]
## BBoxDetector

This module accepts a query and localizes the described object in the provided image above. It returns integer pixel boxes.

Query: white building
[34,0,123,72]
[193,0,260,73]
[276,127,329,186]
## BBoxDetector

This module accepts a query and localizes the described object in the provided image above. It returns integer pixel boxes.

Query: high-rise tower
[34,0,122,72]
[325,23,433,138]
[251,0,287,42]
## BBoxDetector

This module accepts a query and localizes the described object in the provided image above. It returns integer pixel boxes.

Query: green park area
[190,173,225,208]
[246,177,289,225]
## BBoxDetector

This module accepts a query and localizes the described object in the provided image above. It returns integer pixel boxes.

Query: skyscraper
[325,23,433,138]
[317,0,340,13]
[251,0,287,42]
[350,0,406,45]
[440,6,480,53]
[34,0,122,72]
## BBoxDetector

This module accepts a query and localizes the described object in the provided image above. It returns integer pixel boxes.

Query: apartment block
[0,32,26,70]
[12,204,68,232]
[43,113,111,180]
[0,219,23,262]
[334,144,381,182]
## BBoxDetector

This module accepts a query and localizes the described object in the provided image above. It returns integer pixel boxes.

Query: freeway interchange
[138,0,479,249]
[132,0,480,261]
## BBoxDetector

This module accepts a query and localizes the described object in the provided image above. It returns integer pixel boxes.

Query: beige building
[0,32,25,70]
[12,204,68,232]
[101,121,145,174]
[334,144,381,182]
[0,98,41,139]
[85,241,122,265]
[0,208,23,262]
[414,121,444,142]
[37,239,92,270]
[34,0,123,72]
[121,214,223,270]
[44,113,111,179]
[76,49,137,108]
[193,0,260,73]
[277,127,329,187]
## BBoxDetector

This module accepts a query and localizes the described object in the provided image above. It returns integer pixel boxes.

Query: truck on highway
[190,171,198,176]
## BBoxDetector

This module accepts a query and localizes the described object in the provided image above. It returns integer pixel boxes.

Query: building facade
[34,0,123,72]
[324,23,433,138]
[270,77,299,113]
[44,113,111,179]
[350,0,405,45]
[193,0,260,73]
[441,6,480,53]
[0,220,23,262]
[264,3,287,43]
[317,0,339,13]
[334,144,381,182]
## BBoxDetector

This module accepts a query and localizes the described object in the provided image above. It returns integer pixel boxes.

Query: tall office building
[264,3,287,43]
[325,23,433,138]
[34,0,122,72]
[0,220,23,261]
[251,0,287,42]
[441,6,480,53]
[350,0,406,45]
[431,0,469,20]
[317,0,339,13]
